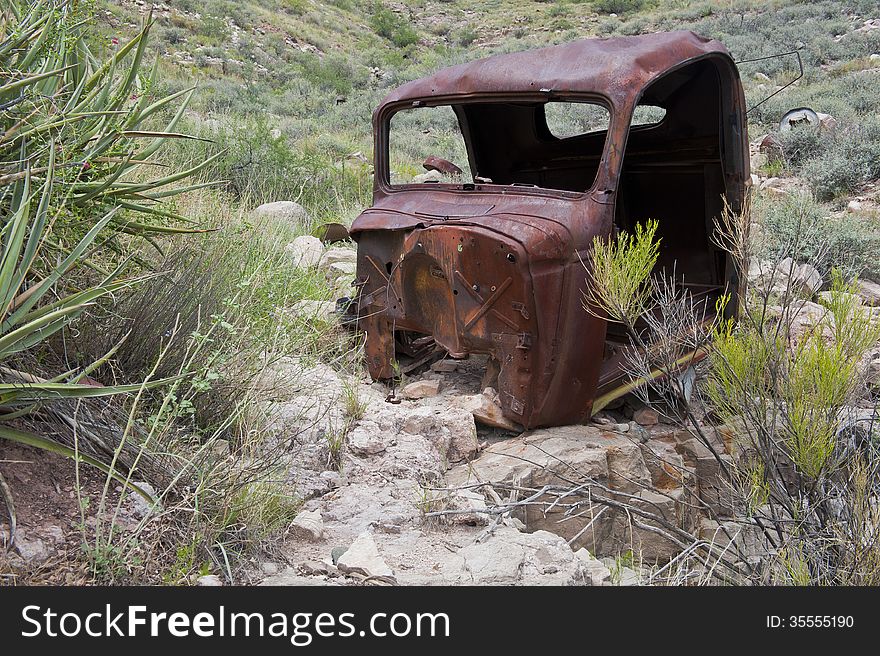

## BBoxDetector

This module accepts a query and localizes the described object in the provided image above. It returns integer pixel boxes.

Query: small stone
[412,170,442,184]
[818,290,862,308]
[629,422,650,443]
[847,200,862,213]
[430,359,458,373]
[791,262,822,295]
[197,574,224,586]
[442,489,490,526]
[126,482,159,518]
[319,470,342,489]
[816,112,838,133]
[867,358,880,389]
[574,549,613,585]
[633,407,659,426]
[464,387,520,431]
[330,546,347,565]
[336,531,393,578]
[299,560,336,576]
[319,247,357,268]
[754,72,770,82]
[617,566,640,586]
[401,379,442,399]
[290,509,324,541]
[13,534,50,563]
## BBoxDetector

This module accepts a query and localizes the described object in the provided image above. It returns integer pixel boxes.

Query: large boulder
[445,426,696,560]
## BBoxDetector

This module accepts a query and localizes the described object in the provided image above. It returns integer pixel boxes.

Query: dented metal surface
[349,31,749,429]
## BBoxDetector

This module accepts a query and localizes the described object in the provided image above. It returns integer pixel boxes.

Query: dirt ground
[0,442,120,585]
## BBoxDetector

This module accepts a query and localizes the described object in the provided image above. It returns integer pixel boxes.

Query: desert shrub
[583,205,880,584]
[593,0,646,14]
[753,193,880,279]
[370,3,419,48]
[296,52,363,95]
[801,119,880,201]
[778,125,825,167]
[455,27,478,47]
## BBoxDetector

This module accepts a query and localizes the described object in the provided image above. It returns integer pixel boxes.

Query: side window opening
[630,104,667,127]
[543,101,611,140]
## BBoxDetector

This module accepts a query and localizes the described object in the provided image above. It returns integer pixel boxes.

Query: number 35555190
[767,616,854,628]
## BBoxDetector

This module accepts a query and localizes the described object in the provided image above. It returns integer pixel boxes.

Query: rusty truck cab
[350,31,748,429]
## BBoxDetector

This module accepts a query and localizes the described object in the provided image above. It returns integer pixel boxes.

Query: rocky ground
[3,200,878,586]
[248,203,880,587]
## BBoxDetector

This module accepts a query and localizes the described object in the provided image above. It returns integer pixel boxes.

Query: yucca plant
[0,0,216,544]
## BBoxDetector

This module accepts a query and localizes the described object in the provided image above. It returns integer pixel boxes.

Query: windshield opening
[386,99,611,193]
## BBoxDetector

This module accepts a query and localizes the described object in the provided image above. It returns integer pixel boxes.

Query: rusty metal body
[350,31,749,429]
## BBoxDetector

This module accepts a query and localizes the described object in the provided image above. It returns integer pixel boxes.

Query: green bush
[593,0,646,14]
[370,3,419,48]
[754,193,880,278]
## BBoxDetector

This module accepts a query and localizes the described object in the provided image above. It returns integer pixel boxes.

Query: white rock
[290,509,324,541]
[126,482,159,518]
[412,170,442,183]
[286,235,323,269]
[452,387,521,431]
[432,527,590,585]
[818,290,862,307]
[253,200,309,225]
[441,488,490,526]
[336,531,393,578]
[320,247,357,268]
[402,406,479,463]
[816,112,838,133]
[347,424,388,456]
[574,549,613,585]
[401,379,442,399]
[791,262,822,295]
[197,574,224,586]
[847,199,863,213]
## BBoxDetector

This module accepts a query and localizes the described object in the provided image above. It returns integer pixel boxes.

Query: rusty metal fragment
[348,31,748,429]
[423,155,463,176]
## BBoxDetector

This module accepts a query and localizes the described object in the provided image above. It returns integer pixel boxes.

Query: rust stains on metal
[348,31,748,429]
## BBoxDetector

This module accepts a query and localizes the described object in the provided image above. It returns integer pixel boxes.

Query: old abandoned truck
[348,31,748,429]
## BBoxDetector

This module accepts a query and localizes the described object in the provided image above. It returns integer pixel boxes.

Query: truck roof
[380,30,735,107]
